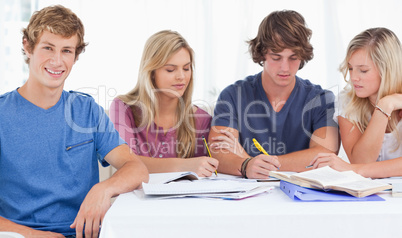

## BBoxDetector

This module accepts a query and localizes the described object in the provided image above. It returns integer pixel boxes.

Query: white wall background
[2,0,402,160]
[2,0,402,113]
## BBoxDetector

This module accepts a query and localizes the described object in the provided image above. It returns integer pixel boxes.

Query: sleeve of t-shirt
[309,89,338,131]
[109,98,138,154]
[93,99,126,167]
[211,85,239,129]
[196,109,212,138]
[333,90,349,123]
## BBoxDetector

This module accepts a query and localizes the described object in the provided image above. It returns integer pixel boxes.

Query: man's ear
[23,38,31,58]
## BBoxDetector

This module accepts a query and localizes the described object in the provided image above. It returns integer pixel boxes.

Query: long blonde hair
[118,30,196,158]
[339,27,402,146]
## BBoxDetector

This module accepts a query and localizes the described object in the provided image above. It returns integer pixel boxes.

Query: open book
[269,166,392,198]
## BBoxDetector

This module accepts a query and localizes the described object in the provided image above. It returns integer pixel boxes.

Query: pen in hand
[253,138,280,171]
[252,138,269,156]
[202,136,218,176]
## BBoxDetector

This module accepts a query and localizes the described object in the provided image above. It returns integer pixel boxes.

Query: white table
[0,232,24,238]
[100,181,402,238]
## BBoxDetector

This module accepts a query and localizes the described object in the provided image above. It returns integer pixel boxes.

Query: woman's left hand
[209,129,249,158]
[309,153,352,172]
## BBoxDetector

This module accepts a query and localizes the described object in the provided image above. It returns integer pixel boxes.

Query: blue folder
[280,181,384,202]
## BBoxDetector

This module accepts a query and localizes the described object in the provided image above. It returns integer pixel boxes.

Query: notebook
[142,180,263,195]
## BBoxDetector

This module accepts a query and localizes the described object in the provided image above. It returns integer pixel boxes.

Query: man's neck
[261,74,296,112]
[18,81,63,109]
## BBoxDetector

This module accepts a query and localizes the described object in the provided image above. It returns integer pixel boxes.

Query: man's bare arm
[277,126,340,172]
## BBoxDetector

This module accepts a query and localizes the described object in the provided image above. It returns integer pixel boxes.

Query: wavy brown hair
[248,10,313,69]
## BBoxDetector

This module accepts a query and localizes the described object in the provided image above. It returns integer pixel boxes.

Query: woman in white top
[310,27,402,178]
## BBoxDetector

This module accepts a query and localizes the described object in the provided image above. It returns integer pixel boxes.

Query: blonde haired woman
[110,30,218,177]
[311,27,402,178]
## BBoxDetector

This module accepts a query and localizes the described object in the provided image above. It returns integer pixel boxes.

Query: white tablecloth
[100,181,401,238]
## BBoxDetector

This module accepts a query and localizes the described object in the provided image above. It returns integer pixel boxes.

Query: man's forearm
[210,150,244,176]
[278,146,335,172]
[0,216,63,237]
[102,159,149,197]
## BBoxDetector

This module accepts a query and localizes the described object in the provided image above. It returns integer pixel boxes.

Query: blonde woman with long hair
[110,30,218,177]
[311,27,402,178]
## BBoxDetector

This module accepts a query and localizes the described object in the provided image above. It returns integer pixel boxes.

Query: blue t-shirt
[0,89,125,236]
[212,72,337,157]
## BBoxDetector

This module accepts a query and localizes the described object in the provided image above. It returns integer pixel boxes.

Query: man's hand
[245,154,281,179]
[70,183,111,238]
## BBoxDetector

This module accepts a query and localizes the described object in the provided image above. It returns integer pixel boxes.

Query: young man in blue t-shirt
[0,5,148,238]
[209,10,339,179]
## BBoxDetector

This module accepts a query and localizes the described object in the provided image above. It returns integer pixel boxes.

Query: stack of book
[269,166,392,198]
[138,171,274,200]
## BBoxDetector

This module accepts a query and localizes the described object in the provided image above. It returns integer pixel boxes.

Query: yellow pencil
[252,138,270,156]
[202,136,218,176]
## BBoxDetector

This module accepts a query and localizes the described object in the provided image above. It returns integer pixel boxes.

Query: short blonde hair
[22,5,87,64]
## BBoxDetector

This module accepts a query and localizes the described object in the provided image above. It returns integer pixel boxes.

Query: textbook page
[269,171,311,188]
[270,166,391,197]
[268,171,296,180]
[331,180,393,193]
[291,166,367,188]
